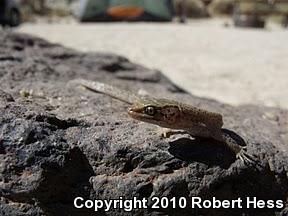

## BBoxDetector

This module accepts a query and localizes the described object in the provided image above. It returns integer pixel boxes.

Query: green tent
[77,0,174,22]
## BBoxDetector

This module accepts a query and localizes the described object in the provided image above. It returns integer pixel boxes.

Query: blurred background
[3,0,288,25]
[1,0,288,108]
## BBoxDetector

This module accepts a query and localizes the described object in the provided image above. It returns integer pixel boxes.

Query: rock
[0,31,287,216]
[0,89,14,102]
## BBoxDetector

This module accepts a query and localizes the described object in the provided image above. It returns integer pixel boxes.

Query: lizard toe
[236,149,257,165]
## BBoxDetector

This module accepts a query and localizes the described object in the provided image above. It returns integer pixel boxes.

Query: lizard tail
[68,79,140,105]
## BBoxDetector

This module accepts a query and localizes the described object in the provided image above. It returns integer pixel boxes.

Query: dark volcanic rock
[0,30,287,216]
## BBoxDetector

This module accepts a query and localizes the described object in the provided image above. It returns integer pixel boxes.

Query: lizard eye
[145,106,156,116]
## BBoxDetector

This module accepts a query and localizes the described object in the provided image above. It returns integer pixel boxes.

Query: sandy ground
[17,19,288,108]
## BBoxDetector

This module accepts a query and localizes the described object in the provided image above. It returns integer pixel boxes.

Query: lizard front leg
[155,127,187,138]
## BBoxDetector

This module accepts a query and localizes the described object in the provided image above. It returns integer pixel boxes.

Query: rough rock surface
[0,30,287,216]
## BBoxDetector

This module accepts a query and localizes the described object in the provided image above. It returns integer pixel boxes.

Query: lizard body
[128,97,224,140]
[69,79,253,164]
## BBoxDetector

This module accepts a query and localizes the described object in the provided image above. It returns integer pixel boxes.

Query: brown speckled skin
[128,97,224,141]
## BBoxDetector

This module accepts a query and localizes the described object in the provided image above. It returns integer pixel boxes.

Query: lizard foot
[155,128,187,138]
[236,147,257,165]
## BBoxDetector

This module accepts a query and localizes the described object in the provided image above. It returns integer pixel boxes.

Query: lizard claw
[242,146,247,151]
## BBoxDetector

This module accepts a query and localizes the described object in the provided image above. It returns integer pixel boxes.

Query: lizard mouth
[128,107,168,127]
[128,108,154,120]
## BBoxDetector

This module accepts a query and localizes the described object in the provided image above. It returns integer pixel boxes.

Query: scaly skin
[128,97,224,140]
[69,79,254,164]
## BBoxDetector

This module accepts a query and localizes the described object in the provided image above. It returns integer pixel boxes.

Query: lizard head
[128,98,181,128]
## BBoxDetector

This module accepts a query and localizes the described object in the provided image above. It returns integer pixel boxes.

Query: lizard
[68,79,255,164]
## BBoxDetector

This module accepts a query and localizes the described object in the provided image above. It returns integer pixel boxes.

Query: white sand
[17,19,288,108]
